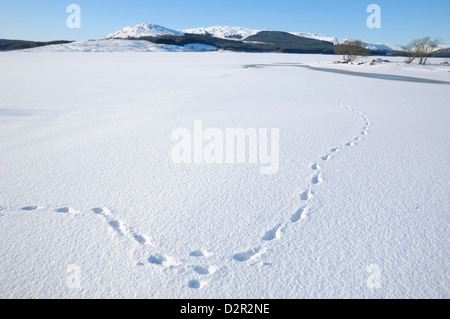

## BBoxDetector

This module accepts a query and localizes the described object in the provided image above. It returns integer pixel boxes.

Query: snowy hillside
[182,26,262,40]
[290,32,343,45]
[104,23,407,51]
[362,42,406,51]
[24,40,216,52]
[290,32,406,51]
[105,23,183,39]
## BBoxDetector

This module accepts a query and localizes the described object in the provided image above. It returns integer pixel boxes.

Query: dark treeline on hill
[0,39,73,51]
[432,47,450,57]
[131,31,412,56]
[131,33,274,53]
[245,31,335,54]
[132,31,338,54]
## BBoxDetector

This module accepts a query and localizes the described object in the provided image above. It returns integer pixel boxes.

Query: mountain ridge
[105,23,183,39]
[106,23,408,51]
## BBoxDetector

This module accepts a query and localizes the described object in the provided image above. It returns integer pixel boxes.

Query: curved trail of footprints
[232,88,372,265]
[12,89,371,290]
[15,204,218,289]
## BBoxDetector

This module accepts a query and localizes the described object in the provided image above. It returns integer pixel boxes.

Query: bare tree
[404,46,417,64]
[334,40,370,63]
[406,37,441,65]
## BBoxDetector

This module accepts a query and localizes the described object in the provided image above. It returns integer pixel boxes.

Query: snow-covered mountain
[105,23,183,39]
[182,26,262,40]
[105,23,407,51]
[290,32,343,45]
[362,42,406,51]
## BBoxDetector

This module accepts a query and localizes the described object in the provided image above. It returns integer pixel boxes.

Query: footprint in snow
[290,206,309,223]
[311,173,323,185]
[107,219,124,235]
[22,205,47,211]
[92,207,112,217]
[300,188,313,201]
[262,224,283,241]
[22,205,39,211]
[233,247,265,263]
[56,207,79,214]
[148,254,179,267]
[188,279,205,289]
[193,265,217,275]
[133,234,148,245]
[190,250,213,258]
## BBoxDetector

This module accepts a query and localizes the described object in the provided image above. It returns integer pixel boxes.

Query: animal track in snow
[148,254,180,267]
[229,88,372,269]
[91,207,150,246]
[312,173,323,185]
[133,234,148,245]
[56,207,79,214]
[190,250,213,257]
[262,224,283,241]
[187,264,216,289]
[193,265,217,275]
[300,188,313,201]
[22,205,45,211]
[187,252,217,289]
[233,247,265,263]
[188,279,205,289]
[108,219,125,236]
[22,206,38,211]
[11,87,373,291]
[92,207,123,236]
[290,206,309,223]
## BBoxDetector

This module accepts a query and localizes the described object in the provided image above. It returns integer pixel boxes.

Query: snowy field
[0,51,449,298]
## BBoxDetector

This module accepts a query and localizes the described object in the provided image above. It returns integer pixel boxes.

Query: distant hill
[432,47,450,57]
[129,31,336,54]
[244,31,335,54]
[182,26,261,40]
[105,23,183,39]
[109,23,411,52]
[0,39,73,51]
[2,22,449,57]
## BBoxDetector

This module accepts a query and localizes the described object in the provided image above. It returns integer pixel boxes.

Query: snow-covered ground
[0,51,448,298]
[22,39,216,53]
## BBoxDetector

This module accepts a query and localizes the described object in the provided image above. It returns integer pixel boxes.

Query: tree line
[334,37,442,64]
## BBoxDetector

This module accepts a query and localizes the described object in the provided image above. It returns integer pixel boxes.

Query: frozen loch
[0,51,449,298]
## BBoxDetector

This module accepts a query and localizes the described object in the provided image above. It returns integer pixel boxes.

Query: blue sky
[0,0,449,45]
